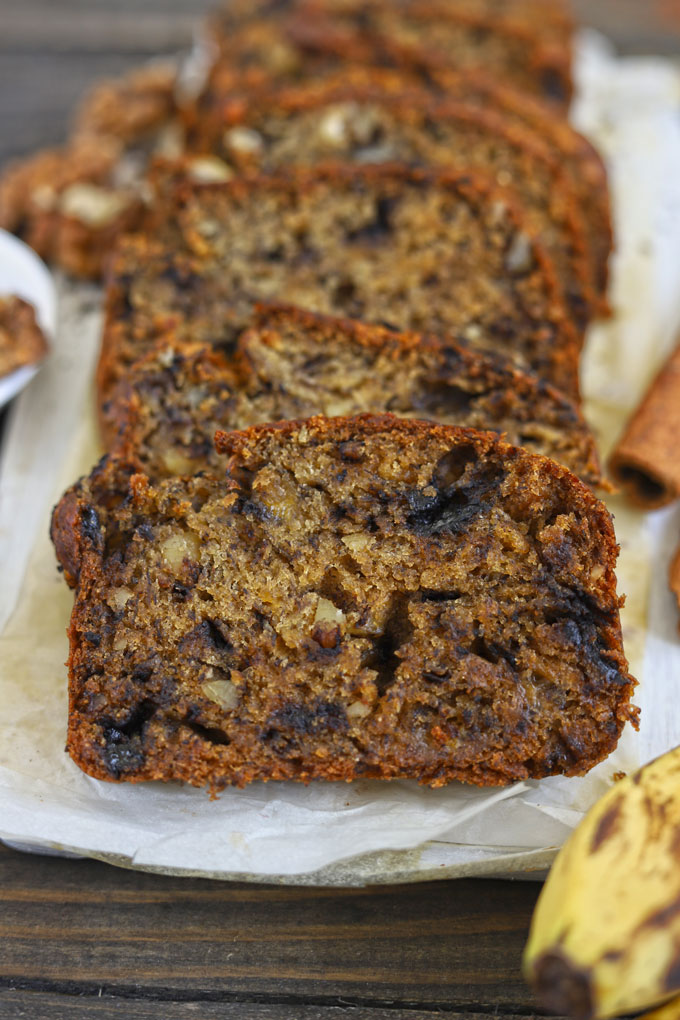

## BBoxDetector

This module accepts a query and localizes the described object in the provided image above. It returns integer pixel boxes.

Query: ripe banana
[523,745,680,1020]
[638,996,680,1020]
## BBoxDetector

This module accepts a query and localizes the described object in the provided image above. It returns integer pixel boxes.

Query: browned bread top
[214,0,574,39]
[61,414,636,792]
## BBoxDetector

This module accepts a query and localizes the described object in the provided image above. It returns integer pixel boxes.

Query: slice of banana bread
[0,295,49,378]
[203,0,573,109]
[101,304,602,488]
[433,71,611,302]
[97,164,582,410]
[183,81,594,326]
[61,415,636,791]
[186,65,611,305]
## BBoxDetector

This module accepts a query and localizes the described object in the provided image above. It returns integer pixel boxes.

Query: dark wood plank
[0,1,211,163]
[0,0,678,54]
[0,0,215,51]
[571,0,680,55]
[0,988,564,1020]
[0,54,167,161]
[0,845,542,1012]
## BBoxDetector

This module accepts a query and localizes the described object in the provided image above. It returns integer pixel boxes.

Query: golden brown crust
[609,344,680,509]
[50,486,85,591]
[0,296,49,378]
[97,163,582,412]
[62,414,636,792]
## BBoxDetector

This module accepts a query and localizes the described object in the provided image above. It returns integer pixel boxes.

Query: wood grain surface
[0,995,560,1020]
[0,2,677,1018]
[0,1000,552,1020]
[0,842,557,1019]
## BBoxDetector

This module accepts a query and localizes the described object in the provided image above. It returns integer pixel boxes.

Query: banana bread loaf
[100,304,602,488]
[0,64,608,294]
[2,55,607,293]
[0,295,49,379]
[60,415,636,792]
[97,164,582,411]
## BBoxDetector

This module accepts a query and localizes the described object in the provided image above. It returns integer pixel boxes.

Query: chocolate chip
[80,505,102,547]
[346,195,396,243]
[271,700,348,736]
[406,459,504,536]
[541,67,568,103]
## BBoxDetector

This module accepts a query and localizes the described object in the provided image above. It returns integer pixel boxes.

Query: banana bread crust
[62,414,636,792]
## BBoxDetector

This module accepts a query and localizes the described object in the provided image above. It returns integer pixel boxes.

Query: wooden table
[1,3,677,1018]
[1,843,548,1019]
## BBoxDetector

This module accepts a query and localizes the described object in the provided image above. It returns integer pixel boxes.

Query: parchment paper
[1,33,679,884]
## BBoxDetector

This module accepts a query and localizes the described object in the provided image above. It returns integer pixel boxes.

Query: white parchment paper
[1,34,679,883]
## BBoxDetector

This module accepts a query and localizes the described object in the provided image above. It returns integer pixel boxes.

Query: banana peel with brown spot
[524,746,680,1019]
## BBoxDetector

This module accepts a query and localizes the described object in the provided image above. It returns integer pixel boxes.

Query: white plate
[0,229,57,409]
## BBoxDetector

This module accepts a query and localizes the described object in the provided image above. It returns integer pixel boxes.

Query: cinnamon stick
[671,545,680,625]
[609,343,680,509]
